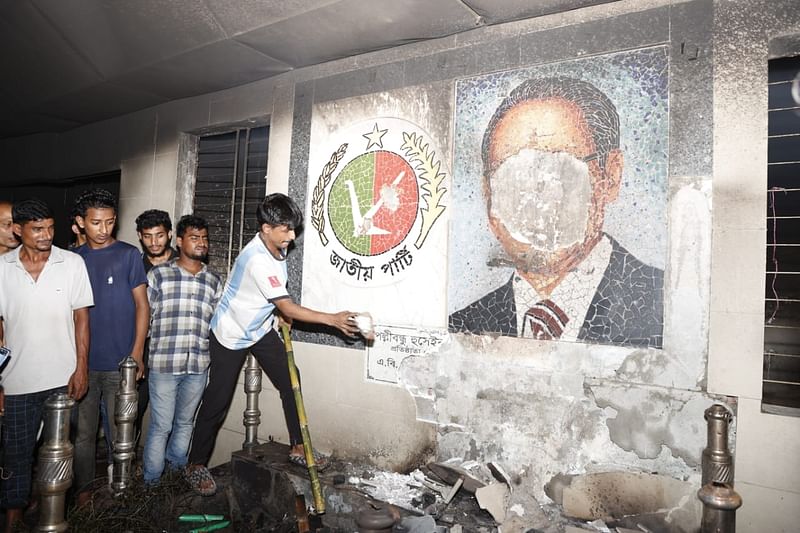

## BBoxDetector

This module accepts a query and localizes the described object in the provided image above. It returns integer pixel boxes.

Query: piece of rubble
[488,461,513,492]
[396,515,437,533]
[426,459,493,493]
[443,476,464,504]
[475,482,510,523]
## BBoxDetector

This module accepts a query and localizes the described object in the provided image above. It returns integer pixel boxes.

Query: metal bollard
[698,403,741,532]
[112,356,138,493]
[36,392,75,533]
[702,404,734,486]
[242,353,262,449]
[698,481,742,533]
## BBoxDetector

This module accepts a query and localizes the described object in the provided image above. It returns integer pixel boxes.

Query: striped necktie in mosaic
[523,299,569,340]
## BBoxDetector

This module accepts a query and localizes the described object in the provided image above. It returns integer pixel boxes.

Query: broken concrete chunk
[488,461,513,492]
[427,459,493,493]
[475,482,510,523]
[396,515,437,533]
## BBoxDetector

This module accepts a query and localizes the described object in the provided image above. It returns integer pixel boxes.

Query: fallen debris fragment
[427,459,493,493]
[475,483,510,523]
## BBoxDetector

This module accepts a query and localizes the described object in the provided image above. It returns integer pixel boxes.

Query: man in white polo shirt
[0,199,93,530]
[184,193,361,496]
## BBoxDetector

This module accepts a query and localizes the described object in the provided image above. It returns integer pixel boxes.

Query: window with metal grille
[764,55,800,413]
[193,126,269,276]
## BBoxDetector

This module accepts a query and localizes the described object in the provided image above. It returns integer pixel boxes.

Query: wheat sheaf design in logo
[310,118,448,285]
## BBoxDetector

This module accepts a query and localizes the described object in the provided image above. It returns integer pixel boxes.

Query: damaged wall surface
[1,0,799,531]
[285,1,722,528]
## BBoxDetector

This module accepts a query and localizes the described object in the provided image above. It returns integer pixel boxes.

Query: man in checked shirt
[142,214,222,485]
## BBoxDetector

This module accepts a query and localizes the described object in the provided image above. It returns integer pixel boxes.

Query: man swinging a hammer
[185,193,361,496]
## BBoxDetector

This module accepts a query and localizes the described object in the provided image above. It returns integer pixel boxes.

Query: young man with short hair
[185,193,362,496]
[68,206,86,250]
[73,188,149,505]
[143,214,222,485]
[136,209,177,272]
[0,199,92,530]
[133,209,177,443]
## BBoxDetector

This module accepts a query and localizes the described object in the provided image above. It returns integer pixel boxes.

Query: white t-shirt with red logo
[210,234,289,350]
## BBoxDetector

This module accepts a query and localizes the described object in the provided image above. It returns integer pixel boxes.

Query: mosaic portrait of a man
[448,49,668,349]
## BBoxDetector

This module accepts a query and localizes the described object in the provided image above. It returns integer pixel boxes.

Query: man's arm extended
[273,298,360,337]
[68,307,90,400]
[131,284,149,380]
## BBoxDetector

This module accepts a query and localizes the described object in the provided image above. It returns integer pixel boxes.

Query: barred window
[193,126,269,276]
[764,55,800,413]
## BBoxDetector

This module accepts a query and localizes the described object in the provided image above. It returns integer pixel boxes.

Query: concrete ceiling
[0,0,616,140]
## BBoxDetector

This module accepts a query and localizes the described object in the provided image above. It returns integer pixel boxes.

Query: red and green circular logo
[328,150,419,256]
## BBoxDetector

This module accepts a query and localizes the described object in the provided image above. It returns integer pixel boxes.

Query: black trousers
[188,329,302,466]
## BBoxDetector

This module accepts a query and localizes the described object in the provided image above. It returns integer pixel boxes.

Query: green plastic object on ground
[178,514,225,522]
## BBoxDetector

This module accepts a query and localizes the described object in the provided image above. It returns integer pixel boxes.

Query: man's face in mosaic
[483,96,623,277]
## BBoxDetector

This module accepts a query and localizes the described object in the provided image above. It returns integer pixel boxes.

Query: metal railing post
[702,404,734,486]
[112,356,138,493]
[698,481,742,533]
[242,353,262,449]
[36,392,74,533]
[698,403,741,532]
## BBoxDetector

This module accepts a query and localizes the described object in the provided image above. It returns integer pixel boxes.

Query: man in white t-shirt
[184,193,361,496]
[0,199,93,530]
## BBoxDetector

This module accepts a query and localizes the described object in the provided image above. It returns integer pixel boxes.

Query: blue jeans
[143,371,207,484]
[74,370,120,492]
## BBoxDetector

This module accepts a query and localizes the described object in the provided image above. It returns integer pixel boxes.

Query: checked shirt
[147,261,223,374]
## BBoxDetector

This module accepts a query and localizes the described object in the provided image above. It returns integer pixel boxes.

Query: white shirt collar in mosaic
[514,234,613,341]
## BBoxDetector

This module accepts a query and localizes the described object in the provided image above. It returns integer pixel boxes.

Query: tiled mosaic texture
[448,47,668,348]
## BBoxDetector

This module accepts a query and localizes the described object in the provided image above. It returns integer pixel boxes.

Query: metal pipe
[36,392,75,533]
[237,127,251,252]
[280,325,325,514]
[698,481,742,533]
[702,404,734,486]
[242,353,262,449]
[112,356,139,493]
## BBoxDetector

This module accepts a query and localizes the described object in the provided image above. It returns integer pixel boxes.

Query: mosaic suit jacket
[448,236,664,349]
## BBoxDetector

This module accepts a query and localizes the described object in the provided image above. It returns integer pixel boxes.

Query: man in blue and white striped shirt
[184,193,361,496]
[143,214,222,485]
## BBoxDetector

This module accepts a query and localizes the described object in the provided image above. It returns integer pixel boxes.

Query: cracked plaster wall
[390,0,721,506]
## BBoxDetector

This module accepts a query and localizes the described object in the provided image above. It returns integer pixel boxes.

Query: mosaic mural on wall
[302,87,451,329]
[448,47,668,348]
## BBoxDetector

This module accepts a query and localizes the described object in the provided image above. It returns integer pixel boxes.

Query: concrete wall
[709,1,800,530]
[1,0,799,530]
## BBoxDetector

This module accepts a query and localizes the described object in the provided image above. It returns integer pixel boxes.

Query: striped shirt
[147,260,223,374]
[211,234,289,350]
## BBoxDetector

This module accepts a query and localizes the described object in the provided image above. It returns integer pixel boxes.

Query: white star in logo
[362,123,388,150]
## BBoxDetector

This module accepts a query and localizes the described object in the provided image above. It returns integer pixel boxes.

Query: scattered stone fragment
[396,514,437,533]
[475,482,510,523]
[488,461,513,492]
[427,459,493,493]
